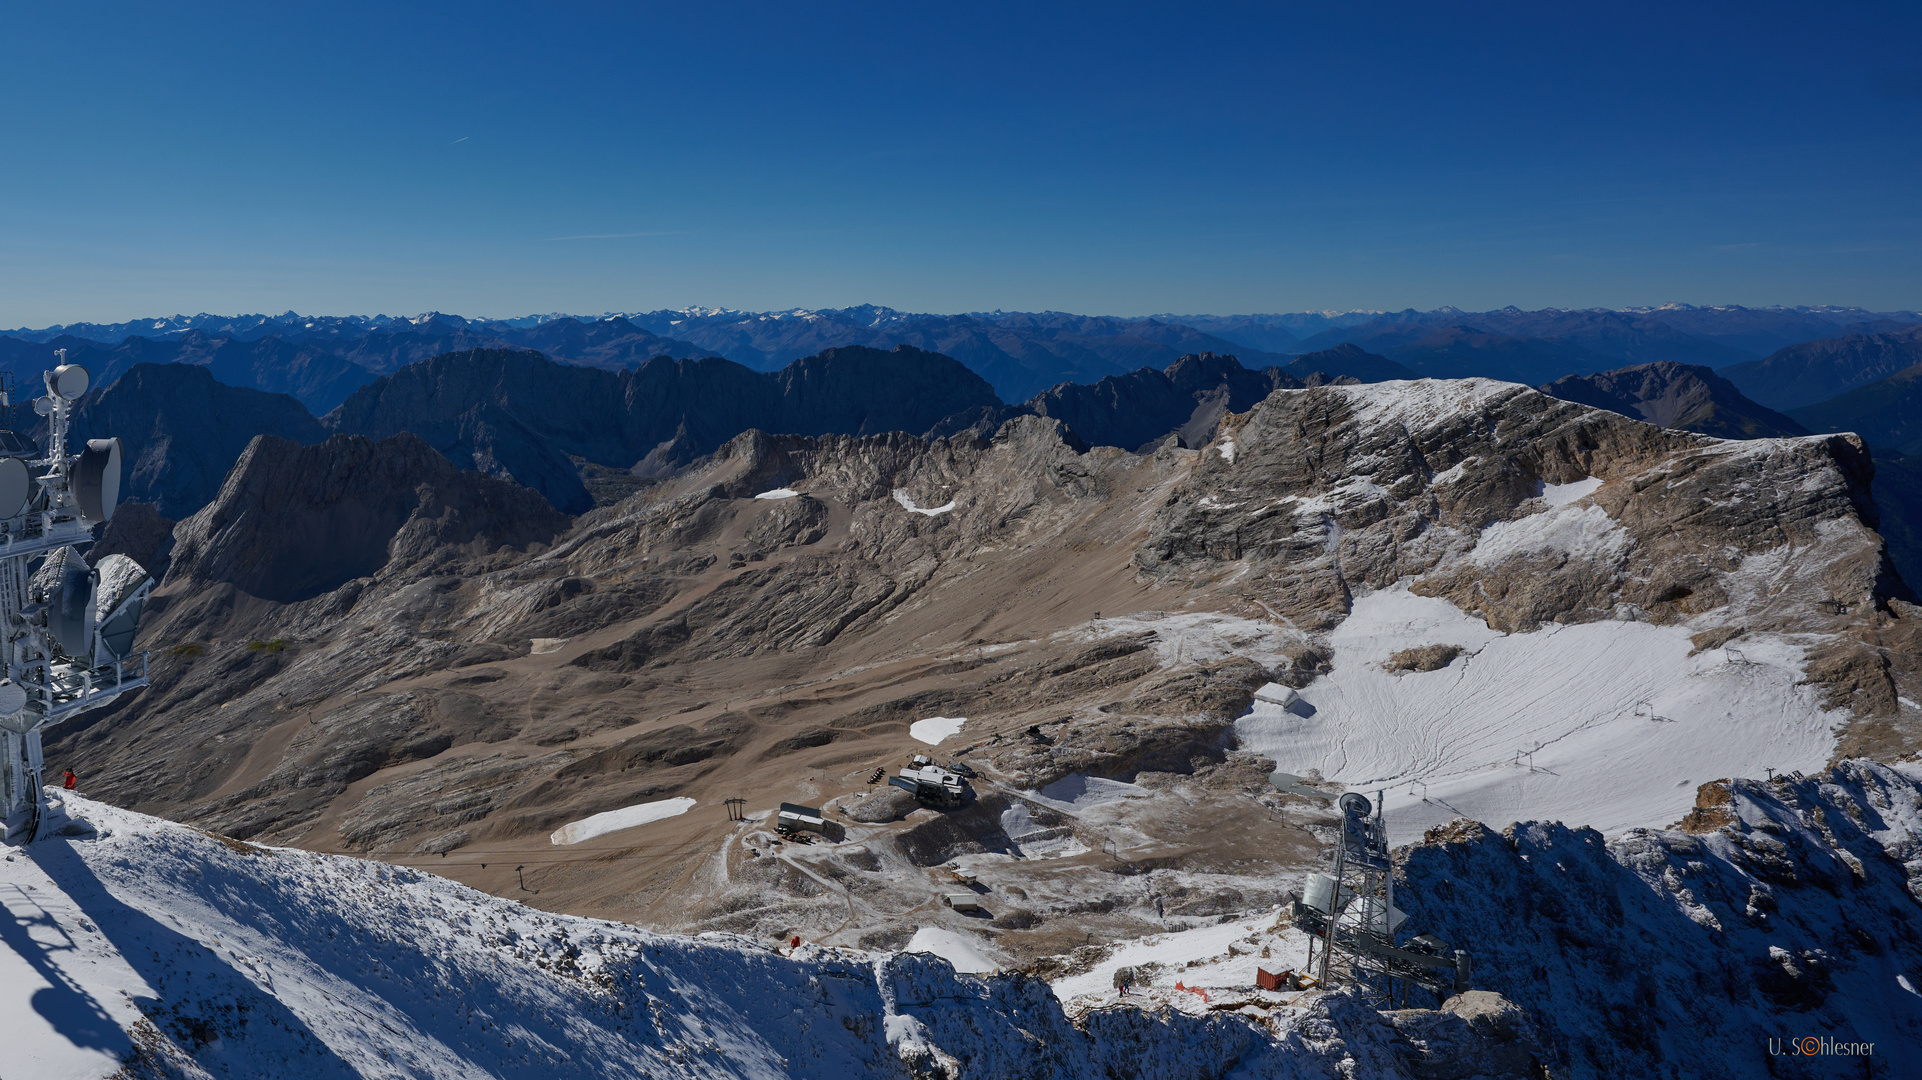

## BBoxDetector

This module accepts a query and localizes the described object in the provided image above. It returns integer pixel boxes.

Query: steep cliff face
[47,362,327,518]
[166,432,569,603]
[324,346,1005,512]
[1396,760,1922,1080]
[1140,379,1901,636]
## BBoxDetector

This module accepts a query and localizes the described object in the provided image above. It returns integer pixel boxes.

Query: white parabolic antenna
[74,438,121,523]
[0,457,28,519]
[51,363,89,400]
[0,682,25,717]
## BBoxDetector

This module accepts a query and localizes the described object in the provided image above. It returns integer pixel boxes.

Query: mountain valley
[8,317,1922,1078]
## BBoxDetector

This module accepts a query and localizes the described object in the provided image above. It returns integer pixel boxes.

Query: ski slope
[1236,587,1841,843]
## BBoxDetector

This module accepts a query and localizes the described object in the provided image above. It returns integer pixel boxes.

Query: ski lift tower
[0,355,150,842]
[1287,789,1473,1006]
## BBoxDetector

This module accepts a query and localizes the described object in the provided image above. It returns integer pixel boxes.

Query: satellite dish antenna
[51,364,89,400]
[91,553,151,662]
[0,681,25,717]
[49,554,96,659]
[32,396,53,417]
[74,438,121,523]
[0,457,28,519]
[1339,792,1372,818]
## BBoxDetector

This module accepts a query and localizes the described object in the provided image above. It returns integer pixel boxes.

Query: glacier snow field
[1235,587,1840,844]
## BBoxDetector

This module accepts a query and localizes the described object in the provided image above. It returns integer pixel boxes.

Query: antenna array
[0,355,150,841]
[1286,789,1473,1006]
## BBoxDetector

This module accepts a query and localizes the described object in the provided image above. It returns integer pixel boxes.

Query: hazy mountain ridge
[321,345,1006,513]
[1537,361,1810,441]
[13,303,1916,412]
[1723,324,1922,411]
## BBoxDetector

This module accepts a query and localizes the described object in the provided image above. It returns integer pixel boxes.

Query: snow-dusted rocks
[6,794,1547,1080]
[1396,760,1922,1079]
[1137,377,1909,710]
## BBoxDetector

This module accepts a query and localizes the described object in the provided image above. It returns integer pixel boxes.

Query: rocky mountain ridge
[15,304,1917,412]
[45,375,1922,961]
[1538,360,1810,440]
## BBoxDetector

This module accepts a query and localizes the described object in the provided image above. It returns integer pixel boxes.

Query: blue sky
[2,1,1918,324]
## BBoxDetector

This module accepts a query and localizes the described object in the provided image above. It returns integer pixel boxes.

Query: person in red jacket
[62,770,76,790]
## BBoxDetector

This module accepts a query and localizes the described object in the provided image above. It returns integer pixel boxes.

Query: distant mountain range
[9,303,1917,409]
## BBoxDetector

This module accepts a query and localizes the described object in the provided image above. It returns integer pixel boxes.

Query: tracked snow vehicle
[0,354,149,841]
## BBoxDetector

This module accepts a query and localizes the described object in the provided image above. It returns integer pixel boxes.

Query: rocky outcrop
[324,346,1005,511]
[1540,360,1810,440]
[1028,352,1302,451]
[166,432,569,603]
[1139,379,1904,633]
[48,362,327,518]
[1397,760,1922,1079]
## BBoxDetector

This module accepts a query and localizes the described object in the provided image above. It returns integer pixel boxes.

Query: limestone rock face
[166,432,569,603]
[1138,379,1902,633]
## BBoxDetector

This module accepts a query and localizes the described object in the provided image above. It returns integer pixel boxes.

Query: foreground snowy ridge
[3,796,1538,1080]
[12,764,1922,1078]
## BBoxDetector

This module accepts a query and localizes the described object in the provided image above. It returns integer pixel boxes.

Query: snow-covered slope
[1,794,1540,1080]
[1237,586,1842,843]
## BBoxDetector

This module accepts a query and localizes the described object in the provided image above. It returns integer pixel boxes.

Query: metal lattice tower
[1288,789,1473,1006]
[0,355,150,842]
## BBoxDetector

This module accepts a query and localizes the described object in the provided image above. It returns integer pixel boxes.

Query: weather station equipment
[1286,789,1473,1006]
[0,354,151,842]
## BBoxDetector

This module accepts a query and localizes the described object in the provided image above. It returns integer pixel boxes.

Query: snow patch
[1235,587,1839,843]
[1540,475,1603,507]
[1470,503,1629,567]
[1051,915,1310,1007]
[892,489,956,516]
[904,928,997,974]
[1323,378,1528,435]
[1031,774,1153,811]
[1216,434,1236,463]
[753,487,799,500]
[909,716,967,745]
[550,797,696,845]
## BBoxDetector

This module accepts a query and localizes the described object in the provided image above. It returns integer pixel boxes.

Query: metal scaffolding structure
[1288,789,1473,1006]
[0,355,150,842]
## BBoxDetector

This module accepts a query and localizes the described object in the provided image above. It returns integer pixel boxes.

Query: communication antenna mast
[0,354,151,841]
[1286,788,1473,1006]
